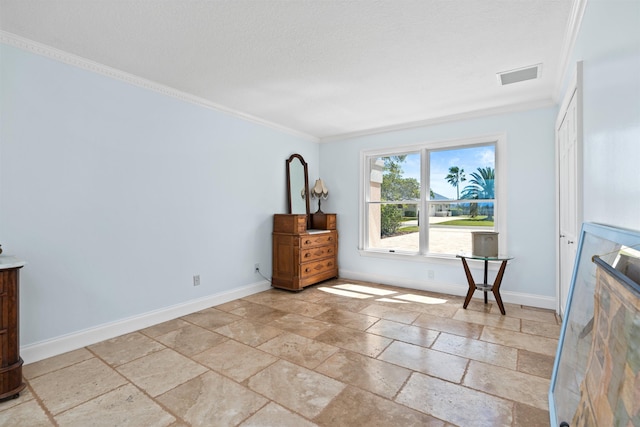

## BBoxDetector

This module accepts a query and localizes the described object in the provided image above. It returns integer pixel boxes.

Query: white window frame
[358,133,507,262]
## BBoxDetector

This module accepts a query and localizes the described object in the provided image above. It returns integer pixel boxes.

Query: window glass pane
[362,139,500,257]
[427,201,495,255]
[429,145,495,201]
[369,153,420,202]
[367,203,419,252]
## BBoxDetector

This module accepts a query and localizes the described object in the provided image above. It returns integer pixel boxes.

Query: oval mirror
[286,154,310,221]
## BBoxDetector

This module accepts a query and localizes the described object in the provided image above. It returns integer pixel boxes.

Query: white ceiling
[0,0,576,140]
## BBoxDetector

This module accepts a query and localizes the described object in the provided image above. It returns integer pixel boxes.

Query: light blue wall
[570,0,640,231]
[0,44,318,346]
[319,107,558,302]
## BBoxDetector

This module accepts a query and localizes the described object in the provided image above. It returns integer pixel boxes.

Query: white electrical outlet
[193,275,200,286]
[428,270,435,279]
[254,263,260,273]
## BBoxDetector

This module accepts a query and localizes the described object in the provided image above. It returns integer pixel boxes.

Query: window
[360,135,504,257]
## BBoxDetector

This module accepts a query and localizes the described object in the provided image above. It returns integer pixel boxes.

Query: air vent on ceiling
[497,64,542,86]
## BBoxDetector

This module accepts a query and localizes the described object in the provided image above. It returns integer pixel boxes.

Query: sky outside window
[399,146,495,199]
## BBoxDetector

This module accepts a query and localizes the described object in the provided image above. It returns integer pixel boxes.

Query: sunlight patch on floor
[393,294,448,305]
[317,287,373,299]
[334,284,397,296]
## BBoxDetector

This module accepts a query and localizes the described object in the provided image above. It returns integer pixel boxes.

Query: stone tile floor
[0,279,560,426]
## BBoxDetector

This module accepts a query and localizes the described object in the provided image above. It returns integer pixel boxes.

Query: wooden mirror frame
[286,153,310,227]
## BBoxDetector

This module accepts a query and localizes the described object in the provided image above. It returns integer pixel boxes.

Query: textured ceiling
[0,0,576,140]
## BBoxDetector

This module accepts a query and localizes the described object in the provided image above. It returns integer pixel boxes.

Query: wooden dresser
[272,213,338,291]
[0,259,26,401]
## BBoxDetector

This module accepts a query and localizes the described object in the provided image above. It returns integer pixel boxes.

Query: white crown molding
[552,0,588,102]
[20,279,272,364]
[320,98,555,143]
[0,31,319,143]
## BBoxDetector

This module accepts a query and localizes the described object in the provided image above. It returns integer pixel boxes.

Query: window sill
[357,249,512,270]
[357,249,459,265]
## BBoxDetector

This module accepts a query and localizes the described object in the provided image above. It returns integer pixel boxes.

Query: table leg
[483,260,489,304]
[460,257,476,309]
[492,260,508,315]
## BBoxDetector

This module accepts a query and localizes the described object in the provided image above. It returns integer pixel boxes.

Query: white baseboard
[339,269,556,310]
[21,280,271,364]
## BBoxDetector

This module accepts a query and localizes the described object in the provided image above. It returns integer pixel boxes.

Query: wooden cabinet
[0,264,25,401]
[272,213,338,291]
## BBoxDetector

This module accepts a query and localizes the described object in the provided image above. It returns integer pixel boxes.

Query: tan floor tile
[23,348,94,380]
[193,339,277,382]
[242,290,300,306]
[359,303,420,324]
[89,332,166,366]
[116,349,207,397]
[140,318,191,338]
[314,294,374,312]
[366,319,439,347]
[29,358,127,414]
[412,312,484,339]
[517,349,555,379]
[0,399,53,426]
[378,341,468,383]
[267,313,334,338]
[228,301,289,323]
[388,293,460,318]
[464,298,496,313]
[314,308,379,330]
[240,402,318,427]
[269,299,332,317]
[396,372,513,427]
[214,319,283,346]
[491,304,558,324]
[481,326,558,356]
[315,385,446,427]
[513,402,551,427]
[464,360,550,410]
[181,307,242,330]
[54,384,175,427]
[258,332,338,369]
[432,332,517,369]
[315,349,411,399]
[15,280,558,427]
[155,324,228,356]
[521,318,561,339]
[214,298,248,312]
[157,371,267,426]
[453,308,521,331]
[247,360,345,419]
[289,286,333,303]
[315,325,393,358]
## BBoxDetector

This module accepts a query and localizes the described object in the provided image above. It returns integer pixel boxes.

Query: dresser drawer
[300,232,336,249]
[300,258,337,278]
[300,245,336,263]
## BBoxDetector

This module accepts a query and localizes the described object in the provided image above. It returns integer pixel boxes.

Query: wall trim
[21,280,272,364]
[339,269,556,310]
[552,0,588,101]
[0,30,318,143]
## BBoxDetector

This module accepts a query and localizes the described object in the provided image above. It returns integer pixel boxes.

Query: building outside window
[361,135,504,257]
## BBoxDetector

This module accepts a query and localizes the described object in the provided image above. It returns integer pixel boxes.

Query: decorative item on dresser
[310,178,329,213]
[0,256,26,402]
[272,213,338,291]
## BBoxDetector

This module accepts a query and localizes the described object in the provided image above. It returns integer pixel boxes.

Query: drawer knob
[305,240,312,244]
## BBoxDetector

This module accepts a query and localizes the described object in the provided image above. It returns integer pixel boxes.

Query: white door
[556,68,582,317]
